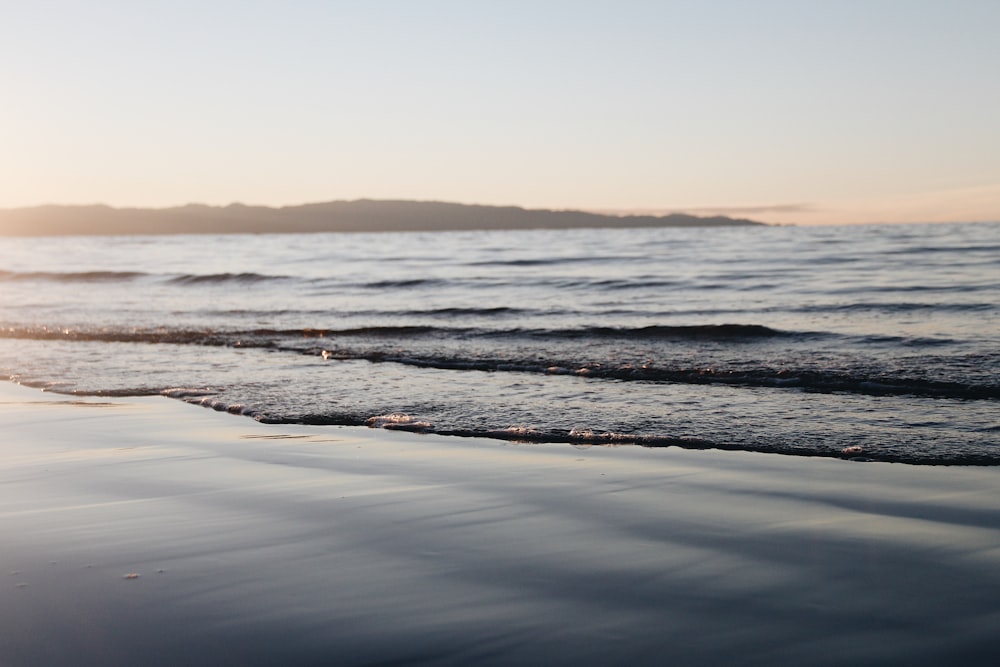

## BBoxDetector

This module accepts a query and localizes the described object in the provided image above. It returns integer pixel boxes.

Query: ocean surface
[1,222,998,465]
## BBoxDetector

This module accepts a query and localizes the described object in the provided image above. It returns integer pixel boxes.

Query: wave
[883,243,1000,255]
[542,324,791,339]
[167,271,289,285]
[156,306,533,321]
[855,334,959,347]
[464,256,624,267]
[160,391,998,465]
[328,353,997,400]
[0,322,791,343]
[586,278,682,290]
[0,324,448,346]
[0,327,231,345]
[8,380,992,465]
[15,378,165,396]
[0,269,148,282]
[397,306,528,317]
[5,323,996,400]
[360,278,449,289]
[832,284,998,295]
[792,301,997,314]
[0,268,293,285]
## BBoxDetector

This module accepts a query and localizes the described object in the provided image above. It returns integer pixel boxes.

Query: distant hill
[0,199,765,236]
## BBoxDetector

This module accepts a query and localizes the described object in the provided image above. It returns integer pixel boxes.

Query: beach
[2,381,998,665]
[5,1,1000,663]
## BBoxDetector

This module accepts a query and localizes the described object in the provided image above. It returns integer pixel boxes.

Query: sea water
[1,222,997,464]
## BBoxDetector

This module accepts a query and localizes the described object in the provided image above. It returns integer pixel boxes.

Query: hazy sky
[3,0,999,224]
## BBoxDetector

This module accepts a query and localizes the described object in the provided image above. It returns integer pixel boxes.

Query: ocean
[1,221,997,465]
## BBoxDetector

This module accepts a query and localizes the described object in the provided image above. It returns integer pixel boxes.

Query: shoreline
[13,379,993,467]
[2,380,999,665]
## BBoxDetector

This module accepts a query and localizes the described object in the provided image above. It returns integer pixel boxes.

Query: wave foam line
[198,400,1000,465]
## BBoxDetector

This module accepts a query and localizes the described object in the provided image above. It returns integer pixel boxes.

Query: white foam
[366,414,434,432]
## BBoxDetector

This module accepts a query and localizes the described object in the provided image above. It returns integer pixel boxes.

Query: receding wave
[160,392,999,465]
[15,378,164,396]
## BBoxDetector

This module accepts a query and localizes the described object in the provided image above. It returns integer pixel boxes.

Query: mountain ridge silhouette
[0,199,765,236]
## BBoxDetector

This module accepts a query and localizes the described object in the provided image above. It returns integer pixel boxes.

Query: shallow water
[4,383,1000,666]
[2,222,998,464]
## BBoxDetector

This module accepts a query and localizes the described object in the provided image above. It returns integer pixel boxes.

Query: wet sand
[2,381,999,665]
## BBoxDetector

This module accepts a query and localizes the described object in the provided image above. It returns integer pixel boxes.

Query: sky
[2,0,999,225]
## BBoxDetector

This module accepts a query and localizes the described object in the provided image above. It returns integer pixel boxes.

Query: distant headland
[0,199,765,236]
